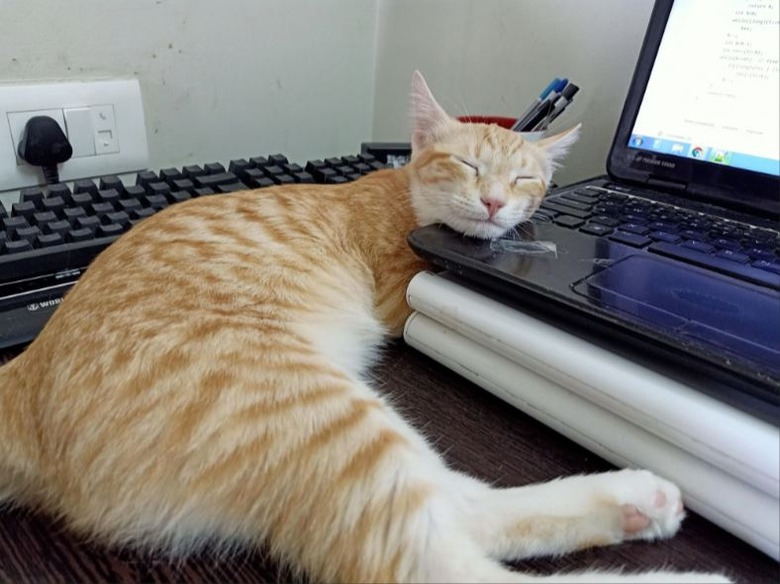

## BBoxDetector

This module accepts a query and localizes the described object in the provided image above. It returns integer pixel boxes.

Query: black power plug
[17,116,73,185]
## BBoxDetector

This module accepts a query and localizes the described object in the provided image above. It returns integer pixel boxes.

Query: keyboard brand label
[27,298,63,312]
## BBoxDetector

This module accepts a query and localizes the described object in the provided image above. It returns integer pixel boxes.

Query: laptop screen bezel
[606,0,779,218]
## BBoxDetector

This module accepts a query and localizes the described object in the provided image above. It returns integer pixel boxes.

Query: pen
[533,83,580,131]
[514,77,560,124]
[511,78,567,131]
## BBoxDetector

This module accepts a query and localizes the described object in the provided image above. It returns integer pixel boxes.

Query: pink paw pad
[620,504,650,534]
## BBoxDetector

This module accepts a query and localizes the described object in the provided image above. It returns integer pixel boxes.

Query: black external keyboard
[533,185,780,290]
[0,151,388,348]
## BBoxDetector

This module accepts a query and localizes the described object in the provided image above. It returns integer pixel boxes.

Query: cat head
[407,71,580,239]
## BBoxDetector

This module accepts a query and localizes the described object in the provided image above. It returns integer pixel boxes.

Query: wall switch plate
[0,79,149,192]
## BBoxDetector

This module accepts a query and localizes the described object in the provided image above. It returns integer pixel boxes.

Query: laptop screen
[626,0,780,177]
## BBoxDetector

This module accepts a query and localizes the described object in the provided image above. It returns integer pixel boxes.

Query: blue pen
[512,78,563,130]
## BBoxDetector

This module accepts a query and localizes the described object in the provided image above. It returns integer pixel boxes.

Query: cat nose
[481,197,505,219]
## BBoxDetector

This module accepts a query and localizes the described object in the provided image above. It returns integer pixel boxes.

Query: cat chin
[447,218,510,240]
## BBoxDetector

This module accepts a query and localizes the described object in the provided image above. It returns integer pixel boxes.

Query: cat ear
[533,124,581,162]
[411,71,452,152]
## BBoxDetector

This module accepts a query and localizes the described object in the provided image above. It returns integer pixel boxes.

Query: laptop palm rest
[573,254,780,371]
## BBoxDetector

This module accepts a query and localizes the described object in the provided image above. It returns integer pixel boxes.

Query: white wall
[0,0,377,175]
[1,0,654,202]
[372,0,655,185]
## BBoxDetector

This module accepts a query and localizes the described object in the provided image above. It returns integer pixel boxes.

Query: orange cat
[0,72,729,583]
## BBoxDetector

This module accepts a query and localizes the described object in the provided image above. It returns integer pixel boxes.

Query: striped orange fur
[0,72,729,583]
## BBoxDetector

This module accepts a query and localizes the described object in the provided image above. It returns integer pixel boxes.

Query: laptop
[406,0,780,423]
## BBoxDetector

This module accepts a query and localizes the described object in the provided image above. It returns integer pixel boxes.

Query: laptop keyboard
[533,185,780,289]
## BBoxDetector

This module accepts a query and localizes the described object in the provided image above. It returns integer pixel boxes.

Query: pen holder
[456,116,545,142]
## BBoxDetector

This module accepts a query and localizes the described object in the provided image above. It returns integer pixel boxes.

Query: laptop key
[752,260,780,276]
[540,201,591,219]
[649,241,780,290]
[716,249,750,264]
[682,240,715,253]
[608,231,652,248]
[649,231,681,244]
[579,223,613,236]
[553,215,585,228]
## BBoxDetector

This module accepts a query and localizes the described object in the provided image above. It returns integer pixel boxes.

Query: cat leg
[464,469,691,560]
[445,469,732,583]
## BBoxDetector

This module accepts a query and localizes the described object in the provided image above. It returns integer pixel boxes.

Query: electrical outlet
[0,79,149,192]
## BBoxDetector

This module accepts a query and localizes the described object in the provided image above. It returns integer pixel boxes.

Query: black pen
[533,83,580,131]
[512,78,567,132]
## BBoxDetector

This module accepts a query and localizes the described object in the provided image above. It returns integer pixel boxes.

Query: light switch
[63,107,96,157]
[0,79,149,191]
[91,105,120,154]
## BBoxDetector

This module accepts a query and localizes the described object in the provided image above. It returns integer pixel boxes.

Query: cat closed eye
[456,158,479,176]
[514,176,537,185]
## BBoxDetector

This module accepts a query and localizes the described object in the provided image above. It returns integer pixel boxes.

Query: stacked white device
[403,271,779,560]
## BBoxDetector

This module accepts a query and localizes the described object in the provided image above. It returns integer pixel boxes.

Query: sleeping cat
[0,71,729,583]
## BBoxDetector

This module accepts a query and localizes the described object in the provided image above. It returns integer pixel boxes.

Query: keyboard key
[649,231,681,244]
[650,241,780,290]
[67,228,94,242]
[608,231,652,248]
[36,233,64,248]
[752,260,780,275]
[97,223,125,237]
[712,238,742,251]
[747,247,776,260]
[125,185,146,201]
[136,170,159,188]
[716,249,750,264]
[680,229,708,241]
[194,172,239,189]
[33,211,59,227]
[41,196,66,215]
[217,183,245,193]
[272,174,295,185]
[16,226,42,243]
[554,215,585,229]
[589,215,621,227]
[20,187,45,207]
[618,223,650,235]
[71,193,94,208]
[183,165,205,179]
[268,154,288,166]
[682,240,715,253]
[170,192,192,204]
[99,175,125,194]
[3,216,30,237]
[159,168,183,185]
[47,183,72,200]
[4,239,33,254]
[144,195,169,210]
[579,223,613,236]
[540,201,591,219]
[204,162,226,175]
[76,216,101,232]
[549,196,591,211]
[43,220,71,236]
[73,179,99,198]
[293,172,315,184]
[62,207,87,223]
[11,201,37,220]
[171,178,196,194]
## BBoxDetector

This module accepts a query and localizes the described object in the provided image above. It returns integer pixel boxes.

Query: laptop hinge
[646,176,688,192]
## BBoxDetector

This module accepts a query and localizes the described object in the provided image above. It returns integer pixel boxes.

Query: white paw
[603,469,685,542]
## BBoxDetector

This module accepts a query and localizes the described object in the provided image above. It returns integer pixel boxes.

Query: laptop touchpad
[573,254,780,371]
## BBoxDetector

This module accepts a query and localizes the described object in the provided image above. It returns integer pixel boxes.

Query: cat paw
[606,469,685,542]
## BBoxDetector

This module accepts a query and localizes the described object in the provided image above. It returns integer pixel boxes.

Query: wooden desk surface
[1,342,777,583]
